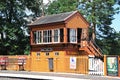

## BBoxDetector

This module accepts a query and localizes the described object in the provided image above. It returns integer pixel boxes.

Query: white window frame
[34,29,61,44]
[53,29,60,43]
[69,28,77,43]
[43,30,52,43]
[35,31,42,44]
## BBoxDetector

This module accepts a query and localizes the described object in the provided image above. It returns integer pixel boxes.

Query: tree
[78,0,120,55]
[78,0,118,41]
[47,0,120,55]
[0,0,43,55]
[47,0,78,14]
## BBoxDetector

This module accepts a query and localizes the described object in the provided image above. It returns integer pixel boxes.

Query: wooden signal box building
[28,11,103,74]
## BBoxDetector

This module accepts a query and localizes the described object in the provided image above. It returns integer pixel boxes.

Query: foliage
[77,0,120,55]
[47,0,120,55]
[46,0,78,14]
[0,0,42,55]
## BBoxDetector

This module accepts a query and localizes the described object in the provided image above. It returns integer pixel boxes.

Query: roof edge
[64,11,78,21]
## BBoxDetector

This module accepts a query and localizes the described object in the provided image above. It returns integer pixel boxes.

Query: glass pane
[38,31,42,43]
[69,29,77,42]
[54,29,59,42]
[48,30,52,42]
[43,31,48,42]
[33,31,36,43]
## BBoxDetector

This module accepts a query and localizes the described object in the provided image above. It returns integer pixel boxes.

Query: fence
[2,55,120,78]
[0,55,27,71]
[89,57,104,75]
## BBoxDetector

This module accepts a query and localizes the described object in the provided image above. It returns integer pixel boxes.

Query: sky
[43,0,120,32]
[111,12,120,32]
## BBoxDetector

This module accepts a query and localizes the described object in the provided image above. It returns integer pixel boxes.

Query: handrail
[89,40,103,56]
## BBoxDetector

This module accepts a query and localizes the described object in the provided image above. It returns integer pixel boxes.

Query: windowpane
[55,52,59,56]
[38,31,42,43]
[34,31,42,44]
[33,31,36,43]
[54,29,59,42]
[36,52,40,56]
[48,30,52,42]
[46,52,49,56]
[43,30,52,43]
[69,29,77,43]
[43,31,47,42]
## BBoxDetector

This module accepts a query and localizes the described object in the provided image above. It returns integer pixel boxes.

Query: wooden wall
[28,51,89,74]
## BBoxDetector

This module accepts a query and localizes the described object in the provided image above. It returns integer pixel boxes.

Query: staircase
[79,40,103,57]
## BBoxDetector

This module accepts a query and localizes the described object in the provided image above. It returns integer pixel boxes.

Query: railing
[89,58,104,75]
[89,40,103,57]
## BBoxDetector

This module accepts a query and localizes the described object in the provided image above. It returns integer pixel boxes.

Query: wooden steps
[79,41,103,57]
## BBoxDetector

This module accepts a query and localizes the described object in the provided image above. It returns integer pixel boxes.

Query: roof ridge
[42,11,76,18]
[64,11,78,21]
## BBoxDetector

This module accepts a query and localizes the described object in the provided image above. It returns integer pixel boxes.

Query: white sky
[43,0,49,4]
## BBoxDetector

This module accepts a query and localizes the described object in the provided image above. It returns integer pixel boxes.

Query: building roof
[28,11,81,26]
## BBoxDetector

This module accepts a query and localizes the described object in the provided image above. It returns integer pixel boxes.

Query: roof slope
[28,11,78,26]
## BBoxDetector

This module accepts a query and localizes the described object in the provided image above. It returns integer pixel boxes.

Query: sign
[18,56,26,65]
[41,48,53,52]
[70,57,77,69]
[107,56,118,76]
[0,57,8,65]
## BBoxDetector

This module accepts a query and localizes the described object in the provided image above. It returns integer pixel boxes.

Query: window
[77,28,82,43]
[33,29,63,44]
[69,29,77,43]
[55,52,59,56]
[36,52,40,56]
[33,31,42,44]
[36,52,40,60]
[46,52,49,56]
[60,29,64,42]
[43,30,52,43]
[54,29,60,42]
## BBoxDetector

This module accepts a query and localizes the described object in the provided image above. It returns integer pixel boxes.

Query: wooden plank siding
[65,12,89,28]
[29,51,89,74]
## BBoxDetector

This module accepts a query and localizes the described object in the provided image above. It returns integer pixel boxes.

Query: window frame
[45,52,49,56]
[53,29,60,43]
[69,28,77,43]
[54,52,59,56]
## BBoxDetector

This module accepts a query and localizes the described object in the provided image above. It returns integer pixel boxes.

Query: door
[48,58,54,71]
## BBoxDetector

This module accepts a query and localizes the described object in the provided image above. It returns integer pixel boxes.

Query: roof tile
[28,11,77,26]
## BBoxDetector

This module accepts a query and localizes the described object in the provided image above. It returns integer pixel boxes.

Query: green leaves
[0,0,31,55]
[46,0,120,55]
[47,0,78,14]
